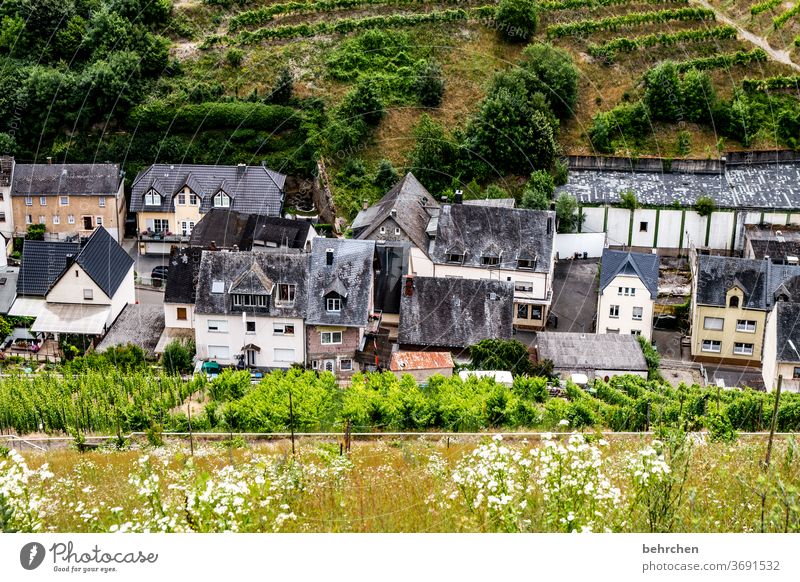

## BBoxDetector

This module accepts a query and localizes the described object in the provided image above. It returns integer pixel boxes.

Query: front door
[83,216,93,230]
[323,359,335,373]
[246,349,257,367]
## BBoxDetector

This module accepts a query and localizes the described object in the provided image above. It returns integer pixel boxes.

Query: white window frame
[144,190,162,206]
[25,214,32,225]
[631,330,641,336]
[213,192,230,208]
[206,319,229,333]
[177,193,186,205]
[277,283,296,305]
[321,331,343,345]
[274,348,296,363]
[394,227,401,235]
[632,306,643,321]
[38,215,45,225]
[609,305,619,318]
[59,196,69,206]
[208,345,230,360]
[340,359,353,371]
[190,193,198,205]
[39,196,47,206]
[733,342,754,356]
[703,317,724,331]
[96,216,103,226]
[52,215,60,225]
[153,218,169,233]
[24,196,32,206]
[326,297,342,312]
[245,320,256,334]
[701,339,722,353]
[83,289,93,300]
[514,282,534,293]
[67,214,75,224]
[736,319,756,333]
[273,323,295,336]
[98,196,106,208]
[379,226,386,235]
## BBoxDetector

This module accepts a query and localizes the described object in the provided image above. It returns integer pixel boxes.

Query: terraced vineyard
[706,0,800,58]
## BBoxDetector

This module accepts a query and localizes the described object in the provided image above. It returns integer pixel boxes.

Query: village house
[597,249,659,340]
[130,163,286,255]
[11,162,125,241]
[305,238,377,376]
[743,224,800,262]
[194,250,309,369]
[158,246,203,353]
[762,300,800,393]
[10,227,134,338]
[535,332,648,382]
[397,276,514,354]
[389,351,455,382]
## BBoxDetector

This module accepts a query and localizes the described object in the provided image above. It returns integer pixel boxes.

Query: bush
[374,159,400,191]
[637,336,661,381]
[520,43,579,118]
[681,68,715,123]
[412,59,445,107]
[694,195,715,217]
[408,114,459,195]
[341,78,385,125]
[269,67,293,104]
[225,48,244,67]
[163,338,195,375]
[495,0,538,42]
[555,192,582,233]
[469,338,534,376]
[26,224,46,241]
[520,170,554,209]
[619,190,639,210]
[645,61,682,121]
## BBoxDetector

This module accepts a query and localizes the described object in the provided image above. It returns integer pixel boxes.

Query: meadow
[2,430,799,533]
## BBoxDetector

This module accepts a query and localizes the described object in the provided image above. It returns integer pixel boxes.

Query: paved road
[550,259,599,333]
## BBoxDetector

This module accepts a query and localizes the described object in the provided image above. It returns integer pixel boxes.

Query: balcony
[138,230,189,243]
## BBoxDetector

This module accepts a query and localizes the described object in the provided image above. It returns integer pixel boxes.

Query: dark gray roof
[600,249,659,300]
[130,163,285,215]
[352,173,438,252]
[0,156,12,187]
[726,163,800,209]
[398,276,514,349]
[164,247,203,304]
[195,251,309,317]
[189,209,257,250]
[775,302,800,363]
[252,216,312,249]
[696,255,769,309]
[96,304,165,358]
[12,163,120,196]
[73,227,134,298]
[17,240,81,296]
[536,332,648,371]
[430,204,555,273]
[306,238,375,327]
[748,239,800,260]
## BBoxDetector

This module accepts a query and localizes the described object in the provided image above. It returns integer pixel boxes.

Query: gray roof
[164,247,203,304]
[462,198,516,208]
[600,249,659,300]
[352,173,438,252]
[189,209,256,249]
[430,204,555,273]
[195,251,309,318]
[17,240,81,296]
[130,163,286,215]
[73,227,134,298]
[748,239,800,260]
[306,238,375,327]
[775,301,800,363]
[12,163,120,197]
[398,276,514,349]
[0,267,18,314]
[695,255,800,310]
[556,162,800,209]
[96,304,165,358]
[536,332,648,371]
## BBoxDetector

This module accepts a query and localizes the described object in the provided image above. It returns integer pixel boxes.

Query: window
[517,258,535,270]
[446,252,463,264]
[0,212,5,223]
[232,294,268,307]
[729,296,740,308]
[794,367,800,379]
[39,196,47,206]
[52,215,59,225]
[246,321,256,333]
[83,216,93,230]
[96,216,103,226]
[181,221,194,236]
[606,328,620,334]
[274,348,296,362]
[311,360,319,370]
[25,215,32,225]
[394,228,401,235]
[632,306,643,321]
[639,221,648,232]
[67,214,75,224]
[517,304,529,319]
[38,215,45,224]
[213,192,230,208]
[702,339,721,353]
[59,196,68,206]
[340,359,353,371]
[736,319,756,333]
[631,330,641,336]
[98,196,105,208]
[189,194,198,205]
[531,306,543,320]
[207,320,229,333]
[733,342,754,356]
[703,317,724,331]
[481,256,499,266]
[277,284,296,304]
[321,331,343,345]
[208,345,230,360]
[144,190,162,206]
[618,287,636,296]
[177,193,186,205]
[379,227,386,235]
[273,323,295,335]
[211,280,225,294]
[515,282,534,293]
[326,297,342,312]
[609,305,619,318]
[83,289,93,300]
[24,196,32,206]
[176,307,187,321]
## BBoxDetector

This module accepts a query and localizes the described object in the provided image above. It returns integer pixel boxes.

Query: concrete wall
[762,306,778,391]
[597,273,655,340]
[409,246,434,277]
[554,232,605,259]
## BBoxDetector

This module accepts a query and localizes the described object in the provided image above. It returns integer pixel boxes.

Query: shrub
[341,78,385,125]
[694,195,716,217]
[269,67,294,104]
[520,170,554,209]
[619,189,639,210]
[469,338,534,376]
[26,224,46,241]
[645,61,682,121]
[495,0,538,42]
[555,192,582,233]
[225,48,244,67]
[163,338,195,375]
[637,336,661,380]
[520,43,579,118]
[680,68,715,122]
[374,159,400,191]
[408,114,460,195]
[412,59,445,107]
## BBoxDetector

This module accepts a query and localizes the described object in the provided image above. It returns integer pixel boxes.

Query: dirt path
[692,0,800,72]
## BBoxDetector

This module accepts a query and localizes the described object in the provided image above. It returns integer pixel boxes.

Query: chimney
[237,163,246,176]
[404,277,414,297]
[326,248,334,266]
[454,190,463,204]
[546,216,552,235]
[232,244,239,252]
[362,199,369,211]
[390,208,397,217]
[46,156,52,165]
[209,241,217,251]
[440,196,448,204]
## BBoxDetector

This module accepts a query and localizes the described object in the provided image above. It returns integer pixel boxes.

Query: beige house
[597,250,659,340]
[11,162,125,241]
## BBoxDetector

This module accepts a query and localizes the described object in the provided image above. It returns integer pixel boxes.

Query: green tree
[225,48,244,67]
[412,59,445,107]
[520,43,579,119]
[495,0,538,42]
[408,114,459,194]
[26,224,46,241]
[341,78,384,126]
[374,159,399,191]
[483,183,509,199]
[0,133,16,155]
[269,67,293,105]
[0,15,27,54]
[619,189,639,210]
[680,68,714,123]
[470,338,534,376]
[520,170,554,209]
[588,112,614,154]
[645,61,682,121]
[694,195,715,217]
[54,15,88,61]
[555,192,582,233]
[162,338,195,375]
[0,316,11,341]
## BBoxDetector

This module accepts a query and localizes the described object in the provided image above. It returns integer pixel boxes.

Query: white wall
[195,312,306,368]
[109,265,136,327]
[409,247,434,277]
[554,232,605,259]
[605,208,631,246]
[762,306,778,392]
[630,208,658,248]
[47,264,110,305]
[164,302,195,329]
[597,273,655,340]
[432,263,549,302]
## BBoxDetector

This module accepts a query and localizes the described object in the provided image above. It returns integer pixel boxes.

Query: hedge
[674,48,768,73]
[588,25,736,61]
[130,101,301,131]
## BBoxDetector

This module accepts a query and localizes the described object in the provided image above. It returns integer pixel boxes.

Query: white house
[761,287,800,393]
[597,249,659,340]
[193,250,308,369]
[0,156,15,260]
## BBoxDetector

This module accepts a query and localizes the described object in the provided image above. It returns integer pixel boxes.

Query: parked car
[151,266,169,280]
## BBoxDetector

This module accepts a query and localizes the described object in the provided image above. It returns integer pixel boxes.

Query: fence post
[289,389,295,456]
[187,401,194,457]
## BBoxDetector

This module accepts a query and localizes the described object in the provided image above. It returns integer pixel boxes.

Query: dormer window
[517,258,535,270]
[213,191,231,208]
[233,294,269,308]
[145,190,162,206]
[326,297,342,312]
[729,295,740,308]
[446,252,463,264]
[481,256,499,266]
[276,283,296,305]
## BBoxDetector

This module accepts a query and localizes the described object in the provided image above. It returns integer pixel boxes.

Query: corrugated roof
[11,163,120,197]
[536,332,648,371]
[389,351,454,371]
[600,249,659,299]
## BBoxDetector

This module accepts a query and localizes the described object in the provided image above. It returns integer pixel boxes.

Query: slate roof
[775,301,800,363]
[556,162,800,209]
[306,239,376,327]
[748,239,800,260]
[164,247,203,304]
[17,240,81,296]
[12,163,120,196]
[536,332,648,371]
[462,198,516,208]
[600,249,659,300]
[0,267,18,314]
[130,163,285,215]
[189,209,256,249]
[430,204,555,273]
[96,304,165,358]
[398,276,514,349]
[195,251,309,318]
[696,255,769,309]
[352,173,439,252]
[73,227,134,298]
[0,156,12,187]
[252,216,313,250]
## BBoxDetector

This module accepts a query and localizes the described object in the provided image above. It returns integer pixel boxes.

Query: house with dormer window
[597,250,659,340]
[130,163,286,255]
[193,251,308,369]
[305,238,377,375]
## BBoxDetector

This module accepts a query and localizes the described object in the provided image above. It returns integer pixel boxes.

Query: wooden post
[345,418,352,454]
[187,401,194,457]
[645,401,651,432]
[289,389,295,456]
